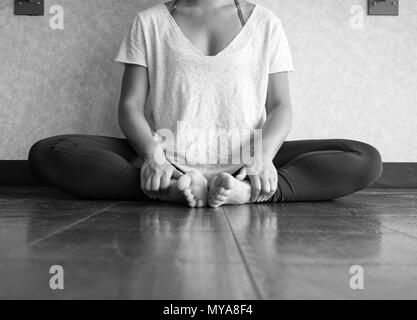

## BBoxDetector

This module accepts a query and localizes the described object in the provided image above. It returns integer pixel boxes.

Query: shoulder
[133,3,165,24]
[254,4,283,29]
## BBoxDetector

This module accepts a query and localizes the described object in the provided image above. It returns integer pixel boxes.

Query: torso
[116,2,293,179]
[164,0,256,57]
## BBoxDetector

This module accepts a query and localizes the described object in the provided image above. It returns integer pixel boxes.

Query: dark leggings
[28,135,383,202]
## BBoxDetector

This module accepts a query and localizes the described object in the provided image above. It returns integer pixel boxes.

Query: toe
[178,175,192,191]
[213,201,222,207]
[222,189,231,197]
[197,200,204,208]
[221,174,235,190]
[215,194,223,201]
[209,201,219,208]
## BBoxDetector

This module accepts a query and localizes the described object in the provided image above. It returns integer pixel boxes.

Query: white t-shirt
[116,3,294,180]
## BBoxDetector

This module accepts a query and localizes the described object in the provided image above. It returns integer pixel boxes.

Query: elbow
[118,100,146,134]
[118,98,139,116]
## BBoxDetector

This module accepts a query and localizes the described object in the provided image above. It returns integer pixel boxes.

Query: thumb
[236,166,247,181]
[172,168,183,179]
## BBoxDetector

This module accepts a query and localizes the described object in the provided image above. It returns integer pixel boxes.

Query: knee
[343,140,383,189]
[29,138,52,181]
[28,135,73,183]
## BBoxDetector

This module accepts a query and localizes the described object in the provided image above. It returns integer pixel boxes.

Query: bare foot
[157,171,208,207]
[208,173,252,208]
[171,170,208,208]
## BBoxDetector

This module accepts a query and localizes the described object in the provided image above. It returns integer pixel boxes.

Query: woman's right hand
[140,147,183,198]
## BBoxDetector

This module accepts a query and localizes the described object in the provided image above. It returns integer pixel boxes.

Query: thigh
[29,134,145,200]
[271,139,382,201]
[51,134,141,166]
[273,139,360,168]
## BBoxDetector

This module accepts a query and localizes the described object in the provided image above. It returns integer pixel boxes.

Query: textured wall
[0,0,416,161]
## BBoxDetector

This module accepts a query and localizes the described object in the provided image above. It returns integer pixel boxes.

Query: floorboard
[0,195,256,299]
[223,191,417,300]
[0,187,416,299]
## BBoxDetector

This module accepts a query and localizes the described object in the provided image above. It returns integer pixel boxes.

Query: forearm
[261,103,293,161]
[118,106,161,159]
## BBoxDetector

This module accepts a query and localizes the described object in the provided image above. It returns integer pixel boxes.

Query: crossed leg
[207,139,383,206]
[29,136,382,206]
[28,134,209,207]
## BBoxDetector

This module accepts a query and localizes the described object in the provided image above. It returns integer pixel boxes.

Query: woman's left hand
[236,158,278,202]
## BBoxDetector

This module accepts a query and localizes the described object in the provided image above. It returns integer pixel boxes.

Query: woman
[29,0,383,208]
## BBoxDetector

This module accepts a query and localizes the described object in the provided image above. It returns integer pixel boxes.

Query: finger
[143,187,153,199]
[142,187,151,198]
[249,175,261,202]
[256,196,265,203]
[145,175,152,191]
[268,177,277,198]
[172,168,183,179]
[265,192,274,202]
[140,168,146,191]
[143,175,156,198]
[151,174,162,192]
[140,169,151,197]
[160,172,171,190]
[270,176,277,190]
[236,167,247,181]
[260,176,271,197]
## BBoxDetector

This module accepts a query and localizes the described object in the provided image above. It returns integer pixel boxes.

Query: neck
[178,0,235,9]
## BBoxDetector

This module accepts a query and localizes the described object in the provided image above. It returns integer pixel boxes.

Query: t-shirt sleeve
[115,14,148,67]
[268,18,294,74]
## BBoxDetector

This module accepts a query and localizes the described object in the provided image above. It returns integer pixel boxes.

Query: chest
[171,11,245,57]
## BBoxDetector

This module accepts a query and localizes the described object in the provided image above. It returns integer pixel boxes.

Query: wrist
[253,150,274,164]
[260,144,279,163]
[261,154,275,163]
[144,143,165,161]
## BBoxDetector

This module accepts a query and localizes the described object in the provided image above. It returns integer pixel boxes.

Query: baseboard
[0,161,416,189]
[371,163,417,189]
[0,161,41,186]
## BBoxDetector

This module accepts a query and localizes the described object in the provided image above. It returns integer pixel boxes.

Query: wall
[0,0,416,161]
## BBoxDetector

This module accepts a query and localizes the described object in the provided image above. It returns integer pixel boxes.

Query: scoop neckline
[160,3,258,59]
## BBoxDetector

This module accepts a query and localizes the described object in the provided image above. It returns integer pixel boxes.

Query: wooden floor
[0,187,416,300]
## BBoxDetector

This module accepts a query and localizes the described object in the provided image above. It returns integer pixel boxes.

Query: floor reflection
[3,188,417,299]
[24,203,254,299]
[225,203,383,263]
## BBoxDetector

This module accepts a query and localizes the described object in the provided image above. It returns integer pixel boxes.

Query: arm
[118,64,156,157]
[236,72,293,201]
[118,64,181,197]
[262,71,293,160]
